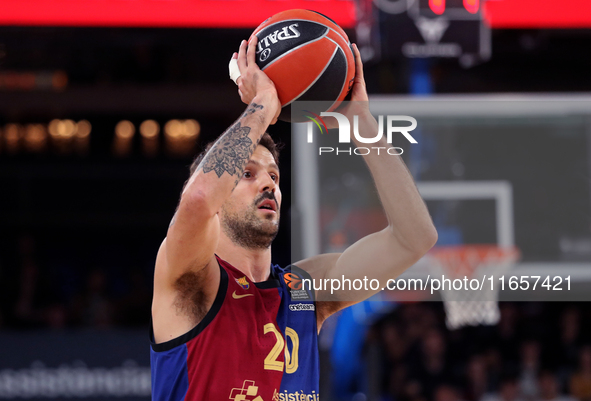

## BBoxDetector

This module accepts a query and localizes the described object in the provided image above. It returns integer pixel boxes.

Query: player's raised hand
[232,37,281,123]
[325,43,371,129]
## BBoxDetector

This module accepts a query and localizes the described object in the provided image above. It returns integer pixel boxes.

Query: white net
[429,246,520,330]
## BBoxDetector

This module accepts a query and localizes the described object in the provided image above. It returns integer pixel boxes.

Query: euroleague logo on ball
[256,23,301,62]
[259,48,271,62]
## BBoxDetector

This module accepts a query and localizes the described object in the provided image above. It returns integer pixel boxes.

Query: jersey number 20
[263,323,300,374]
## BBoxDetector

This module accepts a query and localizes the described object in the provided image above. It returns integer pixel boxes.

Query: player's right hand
[234,37,281,124]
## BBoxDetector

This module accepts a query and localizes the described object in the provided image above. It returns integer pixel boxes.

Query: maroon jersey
[150,256,320,401]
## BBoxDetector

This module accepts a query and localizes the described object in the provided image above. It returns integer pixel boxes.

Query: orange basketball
[250,10,356,122]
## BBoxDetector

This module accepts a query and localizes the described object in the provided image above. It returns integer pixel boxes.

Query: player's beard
[220,193,279,250]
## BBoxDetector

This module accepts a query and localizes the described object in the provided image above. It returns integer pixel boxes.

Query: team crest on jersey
[283,272,310,301]
[235,276,250,290]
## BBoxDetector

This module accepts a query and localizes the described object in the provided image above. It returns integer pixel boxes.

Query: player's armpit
[163,192,221,285]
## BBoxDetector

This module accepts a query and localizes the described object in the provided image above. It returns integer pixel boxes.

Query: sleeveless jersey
[150,256,320,401]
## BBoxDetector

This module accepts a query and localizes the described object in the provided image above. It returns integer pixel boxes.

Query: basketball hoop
[428,245,520,330]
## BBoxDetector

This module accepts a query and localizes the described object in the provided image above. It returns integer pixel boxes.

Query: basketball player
[150,37,438,400]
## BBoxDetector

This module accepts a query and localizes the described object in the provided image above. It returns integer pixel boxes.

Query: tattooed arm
[151,37,279,343]
[159,37,280,284]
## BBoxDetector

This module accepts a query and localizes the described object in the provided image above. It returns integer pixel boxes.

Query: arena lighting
[4,124,22,153]
[484,0,591,28]
[0,0,356,28]
[164,119,200,139]
[164,119,182,139]
[24,123,47,152]
[429,0,446,15]
[115,120,135,139]
[113,120,135,157]
[164,119,200,157]
[140,119,160,157]
[48,119,76,139]
[139,120,159,139]
[0,70,68,90]
[47,119,59,137]
[76,120,91,139]
[463,0,479,14]
[184,119,200,139]
[75,120,91,155]
[1,119,90,155]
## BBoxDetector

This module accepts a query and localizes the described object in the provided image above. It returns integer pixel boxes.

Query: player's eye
[270,174,278,182]
[243,171,252,179]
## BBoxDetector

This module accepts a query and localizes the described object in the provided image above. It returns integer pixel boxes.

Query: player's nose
[259,173,276,193]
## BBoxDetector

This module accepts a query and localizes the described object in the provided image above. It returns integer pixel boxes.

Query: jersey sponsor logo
[289,303,315,312]
[235,276,250,289]
[284,273,311,301]
[229,380,264,401]
[232,291,254,299]
[272,389,320,401]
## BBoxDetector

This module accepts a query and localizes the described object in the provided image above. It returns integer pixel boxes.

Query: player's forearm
[181,93,276,214]
[355,112,437,252]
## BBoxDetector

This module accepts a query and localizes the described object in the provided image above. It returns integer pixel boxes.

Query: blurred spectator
[383,321,407,364]
[536,371,576,401]
[73,268,114,327]
[494,304,520,366]
[406,328,454,400]
[14,235,39,325]
[436,384,466,401]
[520,340,542,400]
[374,303,590,401]
[570,345,591,401]
[465,355,489,401]
[2,233,154,330]
[553,307,582,388]
[382,322,410,400]
[481,377,525,401]
[115,268,151,326]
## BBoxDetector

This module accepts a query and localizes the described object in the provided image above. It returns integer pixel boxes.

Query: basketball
[250,9,356,122]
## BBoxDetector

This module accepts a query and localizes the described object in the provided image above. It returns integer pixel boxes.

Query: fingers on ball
[237,40,248,70]
[247,37,257,66]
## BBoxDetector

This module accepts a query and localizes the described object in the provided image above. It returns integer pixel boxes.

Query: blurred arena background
[1,1,591,400]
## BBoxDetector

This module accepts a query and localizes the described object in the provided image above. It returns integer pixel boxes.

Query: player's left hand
[325,44,372,129]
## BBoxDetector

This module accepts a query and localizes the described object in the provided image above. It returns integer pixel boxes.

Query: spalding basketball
[250,9,356,122]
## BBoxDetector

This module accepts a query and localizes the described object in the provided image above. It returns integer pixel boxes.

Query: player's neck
[216,239,272,283]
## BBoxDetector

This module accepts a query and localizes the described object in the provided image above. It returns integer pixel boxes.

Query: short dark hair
[189,132,281,176]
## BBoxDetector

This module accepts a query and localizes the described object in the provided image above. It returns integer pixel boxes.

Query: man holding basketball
[150,37,437,401]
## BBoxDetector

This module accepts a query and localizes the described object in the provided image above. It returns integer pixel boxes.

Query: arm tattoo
[242,103,264,117]
[200,121,254,178]
[198,103,264,179]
